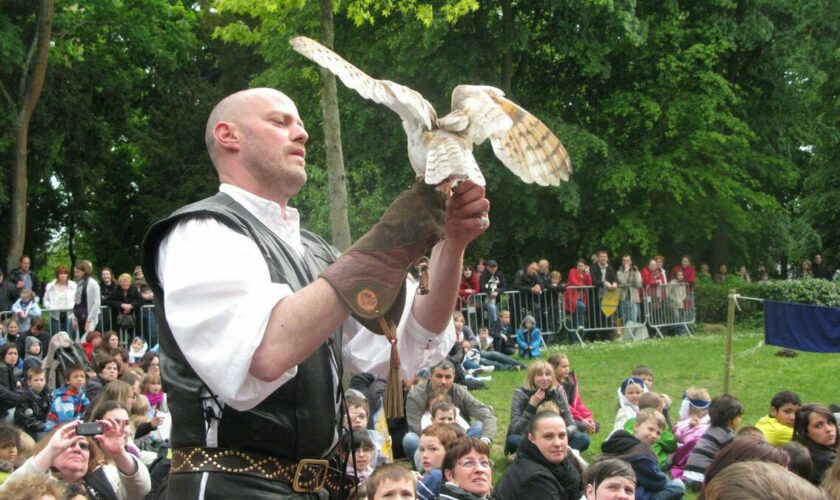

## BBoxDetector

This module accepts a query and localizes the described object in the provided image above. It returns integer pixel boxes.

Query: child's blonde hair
[141,372,161,394]
[684,386,711,427]
[131,394,151,427]
[636,408,666,429]
[536,400,561,415]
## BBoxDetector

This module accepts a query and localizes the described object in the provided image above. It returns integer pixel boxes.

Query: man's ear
[769,407,778,418]
[214,121,241,152]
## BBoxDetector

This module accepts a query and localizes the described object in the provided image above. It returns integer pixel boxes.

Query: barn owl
[290,36,572,188]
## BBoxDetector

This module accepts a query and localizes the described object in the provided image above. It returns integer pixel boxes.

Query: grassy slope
[479,327,838,492]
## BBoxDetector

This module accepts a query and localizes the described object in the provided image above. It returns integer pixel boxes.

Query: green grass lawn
[477,325,838,492]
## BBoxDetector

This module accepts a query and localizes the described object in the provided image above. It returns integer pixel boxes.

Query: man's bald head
[205,88,296,165]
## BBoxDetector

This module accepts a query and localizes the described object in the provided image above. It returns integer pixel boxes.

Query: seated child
[612,377,647,434]
[516,315,542,359]
[342,430,376,484]
[366,463,417,500]
[45,364,90,432]
[623,392,677,470]
[632,365,672,426]
[141,372,169,414]
[489,309,516,355]
[346,393,390,466]
[417,423,461,498]
[683,394,744,489]
[0,423,20,485]
[670,386,711,480]
[477,326,494,352]
[755,390,801,446]
[474,327,525,371]
[22,337,43,375]
[131,394,162,452]
[128,337,148,365]
[549,352,598,433]
[600,408,686,500]
[420,394,469,433]
[14,367,51,440]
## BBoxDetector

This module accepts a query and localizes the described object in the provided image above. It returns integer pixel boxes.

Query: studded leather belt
[170,447,356,495]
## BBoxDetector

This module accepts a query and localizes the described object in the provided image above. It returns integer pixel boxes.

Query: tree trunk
[500,0,513,92]
[6,0,54,270]
[319,0,352,251]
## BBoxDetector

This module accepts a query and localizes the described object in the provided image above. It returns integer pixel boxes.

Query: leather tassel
[378,317,404,419]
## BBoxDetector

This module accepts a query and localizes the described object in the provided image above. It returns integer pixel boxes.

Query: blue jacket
[46,385,90,431]
[516,327,542,357]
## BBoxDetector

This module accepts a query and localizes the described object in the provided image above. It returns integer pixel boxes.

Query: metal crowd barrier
[0,305,157,349]
[458,282,696,345]
[460,290,564,346]
[642,283,696,338]
[4,283,695,348]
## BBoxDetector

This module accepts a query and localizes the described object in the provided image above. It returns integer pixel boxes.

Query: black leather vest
[140,192,341,459]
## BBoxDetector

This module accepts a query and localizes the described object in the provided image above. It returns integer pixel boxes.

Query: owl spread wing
[450,85,571,187]
[290,36,437,130]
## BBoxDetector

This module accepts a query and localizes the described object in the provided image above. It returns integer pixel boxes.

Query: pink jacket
[670,415,710,479]
[564,371,594,421]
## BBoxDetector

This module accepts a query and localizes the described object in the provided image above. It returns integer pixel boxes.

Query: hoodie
[600,430,670,500]
[516,315,542,357]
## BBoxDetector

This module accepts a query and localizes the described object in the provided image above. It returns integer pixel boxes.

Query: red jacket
[564,268,592,312]
[641,267,667,302]
[457,274,480,308]
[670,264,696,285]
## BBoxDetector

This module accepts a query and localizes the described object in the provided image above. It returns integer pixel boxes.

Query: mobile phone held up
[76,422,104,436]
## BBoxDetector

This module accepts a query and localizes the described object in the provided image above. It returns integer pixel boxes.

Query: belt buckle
[292,458,329,493]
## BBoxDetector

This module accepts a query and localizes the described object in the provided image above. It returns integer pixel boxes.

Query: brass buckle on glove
[292,458,329,493]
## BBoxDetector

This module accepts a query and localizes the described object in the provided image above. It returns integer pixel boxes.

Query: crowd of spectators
[0,252,837,499]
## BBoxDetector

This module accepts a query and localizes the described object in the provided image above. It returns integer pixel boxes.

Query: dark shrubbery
[694,278,840,324]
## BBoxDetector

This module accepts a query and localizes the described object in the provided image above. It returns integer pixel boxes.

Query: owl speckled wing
[489,96,571,186]
[450,86,571,187]
[289,36,437,130]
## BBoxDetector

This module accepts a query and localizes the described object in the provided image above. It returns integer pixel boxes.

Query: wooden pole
[723,289,736,394]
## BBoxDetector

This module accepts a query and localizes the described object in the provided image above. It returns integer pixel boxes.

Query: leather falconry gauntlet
[321,181,446,335]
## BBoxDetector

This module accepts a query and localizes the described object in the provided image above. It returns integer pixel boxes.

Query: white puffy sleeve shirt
[156,184,453,411]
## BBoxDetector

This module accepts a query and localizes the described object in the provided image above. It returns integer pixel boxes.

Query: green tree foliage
[1,0,838,281]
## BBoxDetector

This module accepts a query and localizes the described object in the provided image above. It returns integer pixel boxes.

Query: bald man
[141,88,490,498]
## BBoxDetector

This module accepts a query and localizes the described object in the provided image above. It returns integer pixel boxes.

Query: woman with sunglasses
[438,437,493,500]
[1,402,151,499]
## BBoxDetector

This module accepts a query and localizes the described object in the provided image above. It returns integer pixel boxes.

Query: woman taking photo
[1,403,150,499]
[495,411,584,499]
[437,437,493,500]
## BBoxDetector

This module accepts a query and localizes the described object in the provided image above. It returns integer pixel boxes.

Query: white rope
[728,293,764,312]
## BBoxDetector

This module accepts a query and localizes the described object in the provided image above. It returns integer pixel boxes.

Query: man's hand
[444,180,490,250]
[531,284,542,294]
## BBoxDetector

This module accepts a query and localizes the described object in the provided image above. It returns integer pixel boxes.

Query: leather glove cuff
[320,182,445,334]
